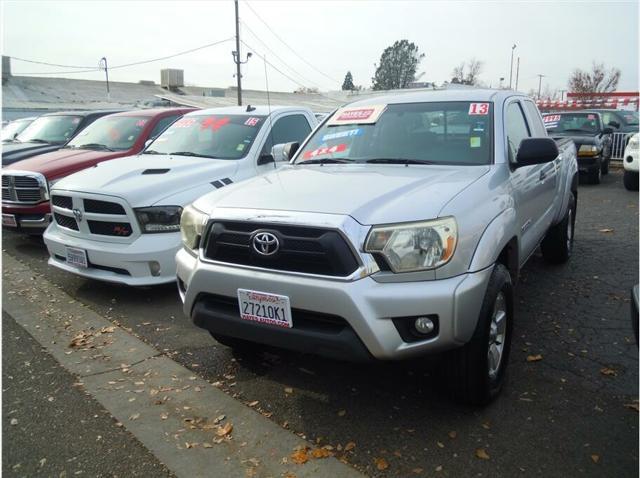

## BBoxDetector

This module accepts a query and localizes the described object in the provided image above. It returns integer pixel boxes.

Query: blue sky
[2,1,638,94]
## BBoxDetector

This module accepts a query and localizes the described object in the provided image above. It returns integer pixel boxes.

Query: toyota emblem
[252,231,279,256]
[72,208,83,222]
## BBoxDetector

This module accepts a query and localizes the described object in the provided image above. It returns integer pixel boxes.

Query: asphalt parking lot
[2,168,638,477]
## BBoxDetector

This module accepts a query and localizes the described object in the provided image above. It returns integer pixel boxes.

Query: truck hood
[202,164,490,225]
[1,142,63,166]
[550,133,600,146]
[53,154,239,207]
[4,147,127,179]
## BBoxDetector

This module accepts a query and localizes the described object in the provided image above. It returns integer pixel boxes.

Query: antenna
[263,54,276,169]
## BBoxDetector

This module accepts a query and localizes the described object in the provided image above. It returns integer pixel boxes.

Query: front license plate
[2,214,17,227]
[237,289,293,328]
[65,246,88,268]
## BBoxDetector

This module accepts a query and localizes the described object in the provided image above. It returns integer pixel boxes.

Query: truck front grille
[202,221,359,277]
[2,173,47,204]
[83,199,126,215]
[54,213,79,231]
[51,195,73,209]
[88,220,132,237]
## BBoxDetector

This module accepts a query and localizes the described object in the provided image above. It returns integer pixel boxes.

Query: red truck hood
[4,148,131,180]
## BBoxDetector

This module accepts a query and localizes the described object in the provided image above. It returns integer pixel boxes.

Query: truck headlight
[135,206,183,233]
[578,145,598,157]
[180,204,208,250]
[628,136,639,149]
[364,217,457,273]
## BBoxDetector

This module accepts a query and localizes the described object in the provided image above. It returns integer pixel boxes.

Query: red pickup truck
[2,107,196,233]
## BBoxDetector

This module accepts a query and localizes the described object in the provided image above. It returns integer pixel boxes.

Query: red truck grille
[2,173,47,204]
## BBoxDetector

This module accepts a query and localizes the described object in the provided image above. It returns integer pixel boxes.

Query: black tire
[589,163,602,184]
[210,332,260,352]
[541,193,575,264]
[442,264,514,406]
[623,170,639,191]
[601,157,609,175]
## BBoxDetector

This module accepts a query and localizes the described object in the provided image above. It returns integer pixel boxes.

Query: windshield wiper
[62,144,77,149]
[168,151,220,159]
[365,158,434,165]
[142,149,164,155]
[297,158,352,165]
[78,143,115,151]
[27,138,52,144]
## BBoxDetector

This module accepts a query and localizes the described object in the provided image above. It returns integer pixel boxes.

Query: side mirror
[602,127,614,135]
[514,138,558,168]
[283,142,300,161]
[271,143,287,162]
[608,121,620,129]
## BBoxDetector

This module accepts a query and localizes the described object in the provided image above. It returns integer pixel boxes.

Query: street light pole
[508,44,517,89]
[99,57,110,100]
[537,74,546,99]
[234,0,242,106]
[515,57,520,91]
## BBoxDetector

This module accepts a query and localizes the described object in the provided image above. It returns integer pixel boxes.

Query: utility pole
[99,57,110,100]
[515,57,520,91]
[232,0,251,106]
[559,89,567,101]
[508,44,517,89]
[537,74,546,100]
[233,0,242,106]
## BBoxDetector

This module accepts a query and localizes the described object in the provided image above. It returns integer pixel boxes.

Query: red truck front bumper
[2,202,52,234]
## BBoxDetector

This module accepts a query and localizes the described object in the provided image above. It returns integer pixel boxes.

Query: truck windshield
[295,101,493,166]
[144,114,267,160]
[543,113,601,134]
[66,116,149,151]
[17,115,83,144]
[1,119,33,141]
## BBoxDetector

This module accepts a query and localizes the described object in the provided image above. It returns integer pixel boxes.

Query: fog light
[414,317,435,334]
[149,261,161,277]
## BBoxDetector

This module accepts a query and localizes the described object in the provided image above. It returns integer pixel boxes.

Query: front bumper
[2,202,52,233]
[177,248,493,361]
[623,149,638,173]
[43,223,180,286]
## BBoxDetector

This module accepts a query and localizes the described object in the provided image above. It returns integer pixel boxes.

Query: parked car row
[12,90,639,405]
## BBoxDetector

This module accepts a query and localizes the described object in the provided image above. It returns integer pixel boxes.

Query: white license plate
[2,214,17,227]
[65,246,88,268]
[237,289,293,328]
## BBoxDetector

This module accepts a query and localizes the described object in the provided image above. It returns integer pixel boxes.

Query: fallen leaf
[100,326,116,333]
[203,442,213,448]
[475,448,490,460]
[248,400,259,407]
[481,421,491,430]
[598,228,614,233]
[160,413,168,420]
[311,448,332,459]
[527,354,543,362]
[337,409,346,417]
[10,418,18,426]
[435,465,443,472]
[290,448,309,464]
[412,468,424,474]
[437,441,445,448]
[216,422,233,437]
[344,441,356,451]
[129,413,140,421]
[624,402,639,412]
[374,457,389,470]
[284,387,294,394]
[600,367,617,377]
[448,431,457,439]
[591,454,600,464]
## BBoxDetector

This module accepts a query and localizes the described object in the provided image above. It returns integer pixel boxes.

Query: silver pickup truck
[176,90,578,404]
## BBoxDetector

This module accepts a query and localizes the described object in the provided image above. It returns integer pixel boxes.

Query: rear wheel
[589,163,602,184]
[623,170,639,191]
[442,264,513,406]
[541,193,575,264]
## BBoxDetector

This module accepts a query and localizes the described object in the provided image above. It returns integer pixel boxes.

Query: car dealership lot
[2,169,638,477]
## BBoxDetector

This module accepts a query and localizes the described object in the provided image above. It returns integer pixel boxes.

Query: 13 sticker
[468,103,490,115]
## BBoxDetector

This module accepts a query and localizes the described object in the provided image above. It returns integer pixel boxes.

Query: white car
[623,133,638,191]
[43,106,318,285]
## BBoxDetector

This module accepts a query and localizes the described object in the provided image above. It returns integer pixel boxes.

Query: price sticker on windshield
[468,103,490,115]
[543,115,561,123]
[327,104,387,126]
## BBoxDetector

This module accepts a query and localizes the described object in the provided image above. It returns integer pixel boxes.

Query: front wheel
[442,264,514,406]
[541,193,576,264]
[601,157,610,175]
[623,170,639,191]
[589,163,602,184]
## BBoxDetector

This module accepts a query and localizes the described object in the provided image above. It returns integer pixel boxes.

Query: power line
[13,68,101,75]
[240,20,320,89]
[8,56,95,69]
[240,39,342,104]
[243,0,339,84]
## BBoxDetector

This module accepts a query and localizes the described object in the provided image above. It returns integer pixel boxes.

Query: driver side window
[506,102,531,163]
[261,114,312,156]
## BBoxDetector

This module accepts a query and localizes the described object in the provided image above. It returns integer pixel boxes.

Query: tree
[568,62,621,99]
[450,59,483,85]
[371,40,425,90]
[342,71,355,91]
[294,86,319,94]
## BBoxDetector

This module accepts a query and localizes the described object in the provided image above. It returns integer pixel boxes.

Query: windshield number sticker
[321,128,362,142]
[174,118,196,128]
[135,119,148,127]
[468,103,490,115]
[587,114,596,120]
[543,115,561,123]
[303,143,347,159]
[201,117,230,131]
[244,117,261,127]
